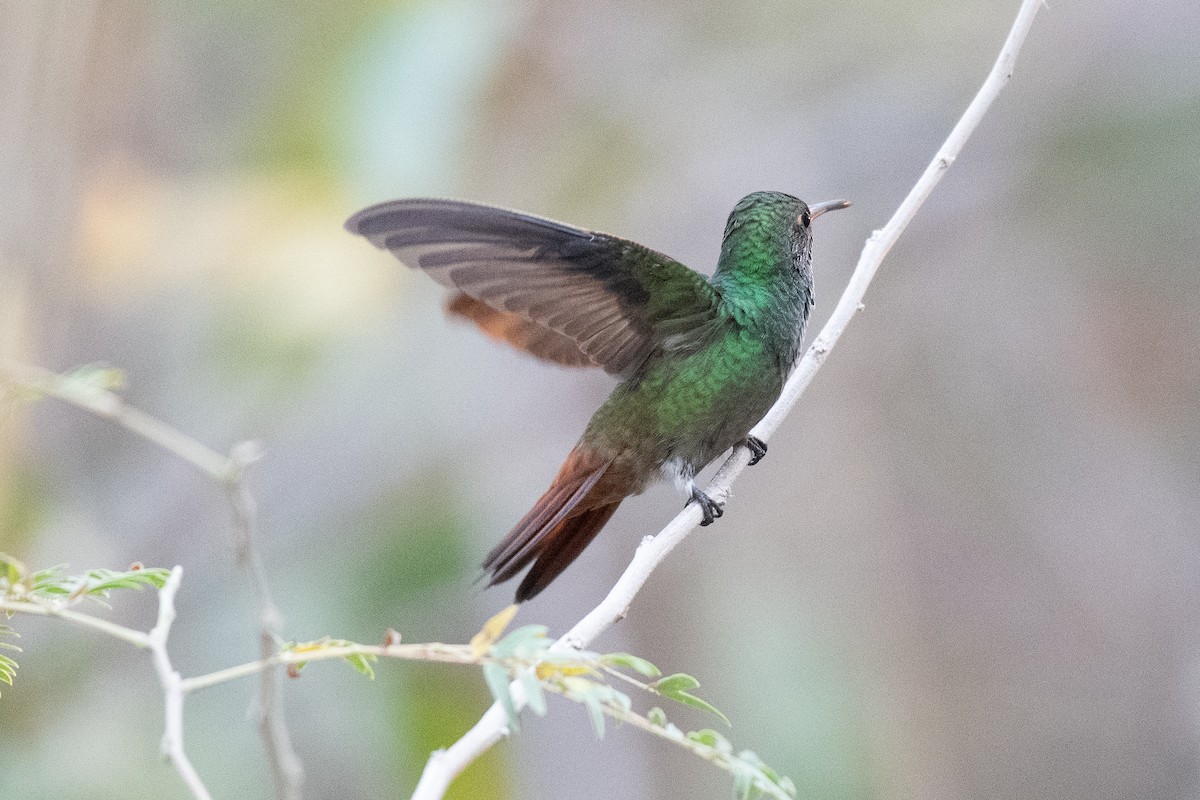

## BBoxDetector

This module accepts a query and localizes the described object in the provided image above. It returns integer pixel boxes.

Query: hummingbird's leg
[744,436,767,466]
[688,485,724,526]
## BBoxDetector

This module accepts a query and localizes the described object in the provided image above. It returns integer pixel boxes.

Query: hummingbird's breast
[582,323,789,491]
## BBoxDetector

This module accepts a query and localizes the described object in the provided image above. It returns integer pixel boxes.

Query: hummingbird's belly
[584,331,786,485]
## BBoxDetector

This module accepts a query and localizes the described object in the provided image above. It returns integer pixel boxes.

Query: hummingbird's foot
[688,485,724,526]
[744,436,767,466]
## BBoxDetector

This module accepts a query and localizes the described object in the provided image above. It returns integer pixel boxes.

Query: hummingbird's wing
[345,198,722,377]
[445,293,597,368]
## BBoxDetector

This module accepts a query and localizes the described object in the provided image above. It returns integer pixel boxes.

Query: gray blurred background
[2,0,1198,798]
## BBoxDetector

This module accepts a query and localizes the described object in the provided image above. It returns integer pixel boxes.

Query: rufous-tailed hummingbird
[346,192,849,601]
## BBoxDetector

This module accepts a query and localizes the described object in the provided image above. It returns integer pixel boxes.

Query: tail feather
[514,502,621,601]
[485,463,608,584]
[483,447,625,601]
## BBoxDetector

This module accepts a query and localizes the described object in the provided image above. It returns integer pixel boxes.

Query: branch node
[229,440,265,469]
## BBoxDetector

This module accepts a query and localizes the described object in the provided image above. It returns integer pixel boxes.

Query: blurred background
[2,0,1198,798]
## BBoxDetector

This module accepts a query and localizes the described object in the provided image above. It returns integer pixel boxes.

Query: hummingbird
[346,192,849,601]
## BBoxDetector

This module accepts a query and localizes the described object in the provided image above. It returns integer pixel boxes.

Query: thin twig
[0,359,304,799]
[0,598,151,647]
[544,683,792,800]
[225,459,305,800]
[410,1,1045,796]
[147,566,215,800]
[181,642,477,694]
[0,360,231,479]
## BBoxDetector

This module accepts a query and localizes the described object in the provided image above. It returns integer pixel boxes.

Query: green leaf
[737,750,778,782]
[343,652,376,680]
[608,687,632,715]
[0,624,21,675]
[278,637,377,680]
[30,565,66,587]
[732,766,755,800]
[652,673,730,726]
[647,706,668,726]
[14,563,170,602]
[687,728,732,754]
[578,688,606,739]
[650,673,700,694]
[557,676,623,739]
[81,567,170,594]
[0,554,24,587]
[0,626,20,696]
[490,624,549,660]
[600,652,661,678]
[668,692,729,726]
[0,651,18,696]
[519,668,546,716]
[470,605,520,657]
[732,749,797,798]
[66,363,126,392]
[482,662,519,732]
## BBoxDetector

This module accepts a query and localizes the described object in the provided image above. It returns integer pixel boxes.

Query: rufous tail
[483,446,623,602]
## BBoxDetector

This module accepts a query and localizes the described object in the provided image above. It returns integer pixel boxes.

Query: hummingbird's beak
[808,199,852,220]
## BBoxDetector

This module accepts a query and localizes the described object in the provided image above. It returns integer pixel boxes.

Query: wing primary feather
[346,198,722,374]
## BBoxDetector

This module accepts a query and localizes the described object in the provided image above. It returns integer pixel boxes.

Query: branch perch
[411,1,1045,797]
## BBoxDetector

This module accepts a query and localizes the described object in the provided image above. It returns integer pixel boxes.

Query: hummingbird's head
[722,192,851,276]
[726,192,850,237]
[715,192,850,334]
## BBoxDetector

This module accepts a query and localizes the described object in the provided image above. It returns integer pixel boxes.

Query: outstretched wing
[345,198,722,377]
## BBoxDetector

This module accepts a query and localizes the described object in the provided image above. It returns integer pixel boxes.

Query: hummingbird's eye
[798,210,811,227]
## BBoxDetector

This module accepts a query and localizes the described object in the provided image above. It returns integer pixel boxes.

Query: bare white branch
[411,1,1045,796]
[147,566,214,800]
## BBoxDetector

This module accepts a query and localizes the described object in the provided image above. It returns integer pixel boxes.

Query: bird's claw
[745,436,767,466]
[688,486,724,526]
